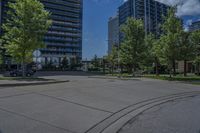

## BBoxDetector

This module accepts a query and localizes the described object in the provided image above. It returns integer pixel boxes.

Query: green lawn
[106,73,133,77]
[106,73,200,84]
[190,82,200,85]
[144,74,200,81]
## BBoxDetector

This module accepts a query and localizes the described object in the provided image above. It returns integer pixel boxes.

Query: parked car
[10,69,35,77]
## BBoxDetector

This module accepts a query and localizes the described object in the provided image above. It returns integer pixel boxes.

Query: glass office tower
[40,0,83,66]
[119,0,169,37]
[108,15,119,54]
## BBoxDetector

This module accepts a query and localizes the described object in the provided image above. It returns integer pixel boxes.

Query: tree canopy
[120,17,146,73]
[160,7,183,75]
[1,0,51,66]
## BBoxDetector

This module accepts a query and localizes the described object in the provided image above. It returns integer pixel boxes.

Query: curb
[0,80,69,88]
[88,76,141,80]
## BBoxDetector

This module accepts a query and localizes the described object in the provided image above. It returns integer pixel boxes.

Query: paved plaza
[0,73,199,133]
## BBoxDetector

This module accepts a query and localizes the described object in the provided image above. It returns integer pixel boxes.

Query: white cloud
[156,0,200,16]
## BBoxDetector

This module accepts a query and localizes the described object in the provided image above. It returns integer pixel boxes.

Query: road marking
[34,92,114,114]
[85,91,200,133]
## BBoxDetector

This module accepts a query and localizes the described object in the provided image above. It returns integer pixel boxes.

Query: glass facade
[119,0,169,37]
[189,21,200,32]
[108,16,119,54]
[0,0,83,66]
[39,0,83,65]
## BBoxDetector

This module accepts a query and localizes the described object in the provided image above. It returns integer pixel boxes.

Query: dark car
[10,69,35,77]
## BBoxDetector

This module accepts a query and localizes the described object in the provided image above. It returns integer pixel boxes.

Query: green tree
[145,34,163,76]
[0,35,6,70]
[0,42,3,65]
[0,52,2,65]
[190,30,200,75]
[61,57,69,70]
[120,17,146,74]
[0,43,2,64]
[107,46,118,74]
[102,56,108,74]
[91,55,100,68]
[178,31,196,76]
[161,7,182,77]
[70,57,77,69]
[1,0,51,76]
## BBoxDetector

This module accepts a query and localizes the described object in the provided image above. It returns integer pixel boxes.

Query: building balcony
[43,2,81,14]
[53,20,81,28]
[47,31,81,38]
[46,43,80,48]
[41,0,81,8]
[48,9,80,18]
[44,37,81,43]
[40,48,81,54]
[50,26,80,33]
[51,15,81,23]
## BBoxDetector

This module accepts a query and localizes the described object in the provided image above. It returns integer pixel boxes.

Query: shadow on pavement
[35,71,104,77]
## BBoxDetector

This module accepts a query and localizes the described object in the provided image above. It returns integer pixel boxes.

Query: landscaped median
[0,77,69,87]
[104,73,200,85]
[143,74,200,85]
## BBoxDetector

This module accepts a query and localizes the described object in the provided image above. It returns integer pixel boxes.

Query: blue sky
[82,0,200,60]
[82,0,124,60]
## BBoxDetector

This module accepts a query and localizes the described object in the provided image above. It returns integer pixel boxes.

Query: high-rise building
[108,15,119,54]
[40,0,83,66]
[189,20,200,31]
[119,0,169,37]
[0,0,83,66]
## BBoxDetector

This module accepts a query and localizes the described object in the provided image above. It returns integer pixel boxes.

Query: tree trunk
[169,64,172,78]
[111,66,114,75]
[169,69,172,78]
[172,60,176,76]
[121,66,123,73]
[132,64,136,77]
[22,61,25,77]
[197,63,200,76]
[103,62,105,74]
[2,51,6,72]
[109,67,111,74]
[127,65,132,74]
[21,56,26,77]
[184,60,187,77]
[155,57,159,76]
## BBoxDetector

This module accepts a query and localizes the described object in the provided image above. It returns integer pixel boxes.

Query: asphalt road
[119,95,200,133]
[0,74,199,133]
